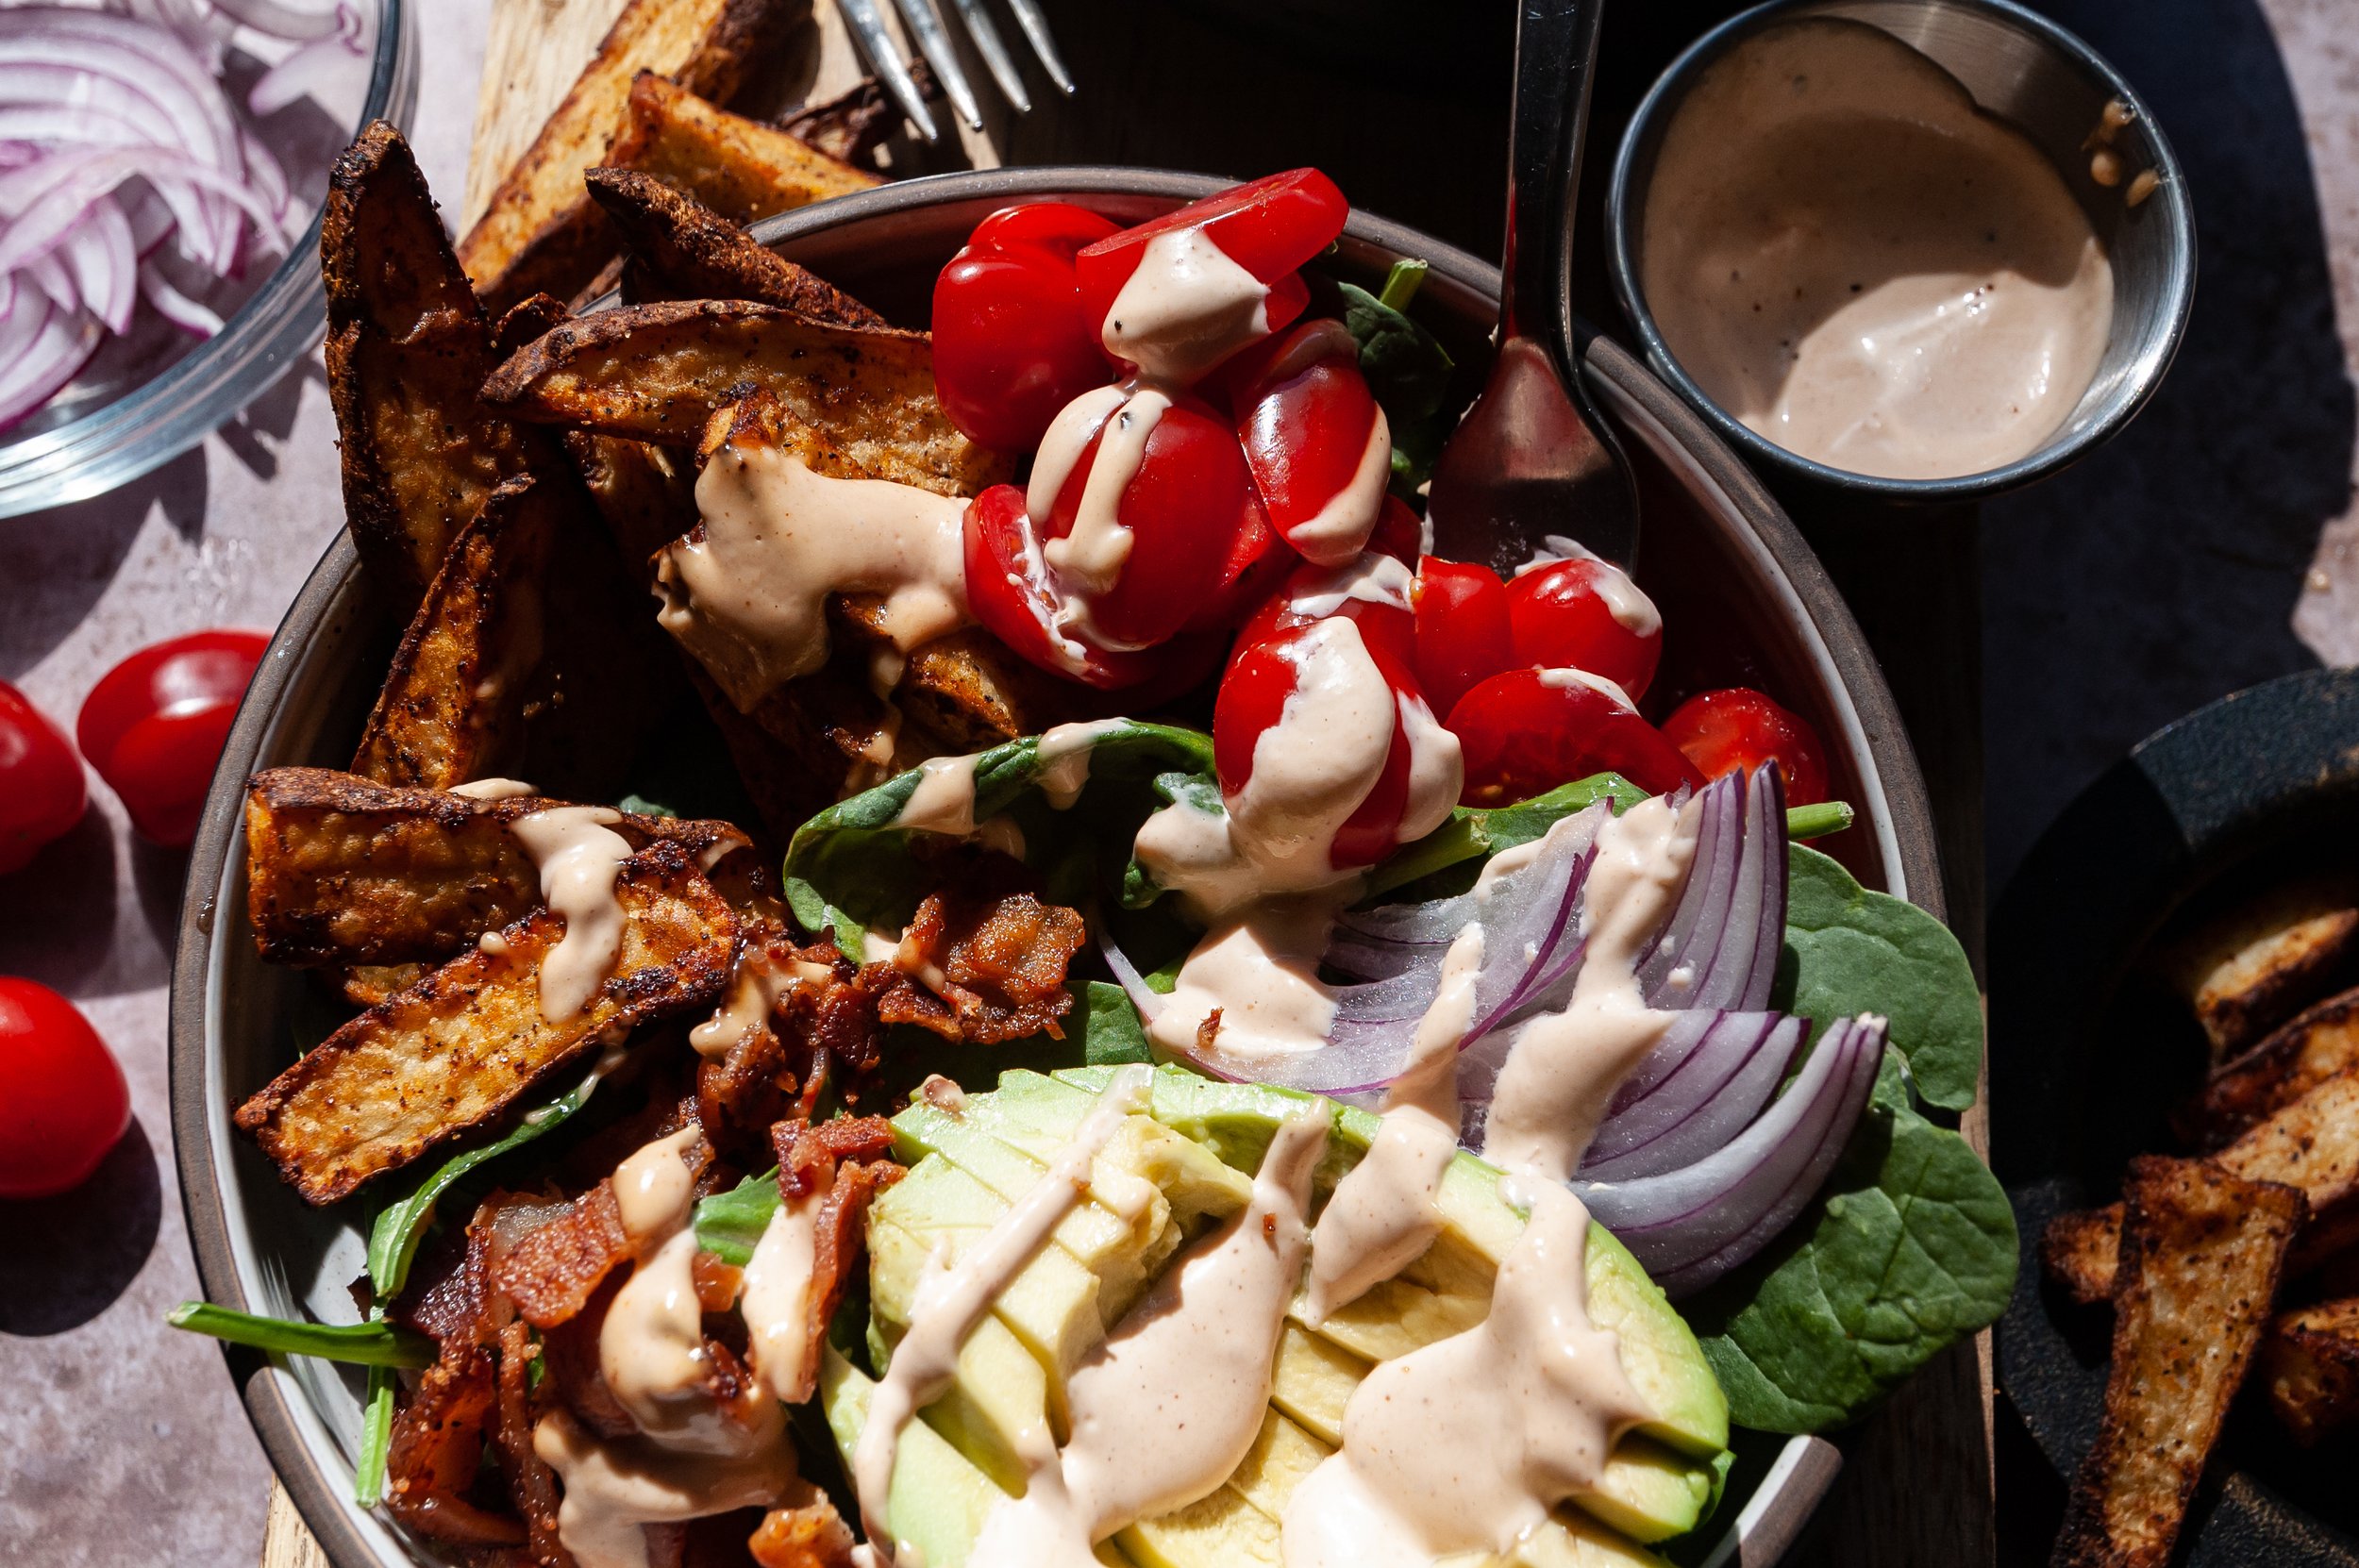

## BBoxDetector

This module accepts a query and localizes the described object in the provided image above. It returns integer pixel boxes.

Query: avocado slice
[1117,1484,1284,1568]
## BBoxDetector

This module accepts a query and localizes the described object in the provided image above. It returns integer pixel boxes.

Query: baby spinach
[696,1168,782,1268]
[1079,980,1155,1067]
[1682,1053,2017,1433]
[166,1302,432,1368]
[1339,259,1460,491]
[1776,843,1983,1111]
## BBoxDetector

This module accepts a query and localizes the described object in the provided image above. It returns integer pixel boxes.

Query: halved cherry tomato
[1034,388,1254,651]
[933,202,1121,451]
[1447,668,1704,805]
[0,682,86,875]
[77,628,269,847]
[1214,615,1436,868]
[1236,552,1417,674]
[1184,488,1297,635]
[1660,687,1830,807]
[1229,318,1388,565]
[1505,551,1663,702]
[0,977,129,1198]
[1366,494,1424,567]
[1411,557,1514,718]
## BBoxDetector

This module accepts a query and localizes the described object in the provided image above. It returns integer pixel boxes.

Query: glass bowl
[0,0,419,518]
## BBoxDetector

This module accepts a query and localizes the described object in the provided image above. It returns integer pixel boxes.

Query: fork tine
[1003,0,1076,95]
[889,0,985,131]
[947,0,1030,112]
[837,0,941,142]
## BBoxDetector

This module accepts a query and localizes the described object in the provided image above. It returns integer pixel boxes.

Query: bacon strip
[760,1116,901,1403]
[749,1487,856,1568]
[496,1316,572,1567]
[878,888,1087,1044]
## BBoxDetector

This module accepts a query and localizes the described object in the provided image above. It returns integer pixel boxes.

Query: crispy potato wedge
[583,167,884,325]
[2043,1207,2124,1307]
[2176,896,2359,1062]
[479,298,1011,496]
[606,72,878,226]
[234,838,733,1204]
[243,767,748,967]
[2053,1156,2303,1568]
[2182,987,2359,1148]
[2259,1296,2359,1444]
[341,964,429,1009]
[564,429,697,578]
[779,75,899,166]
[456,0,805,316]
[352,472,556,789]
[323,122,546,611]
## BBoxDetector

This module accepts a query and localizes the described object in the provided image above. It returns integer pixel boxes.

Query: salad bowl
[172,167,1947,1568]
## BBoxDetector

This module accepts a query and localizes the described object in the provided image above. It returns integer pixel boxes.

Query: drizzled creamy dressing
[450,776,539,800]
[1286,407,1394,566]
[662,441,970,711]
[1282,551,1415,619]
[1514,537,1661,638]
[540,1129,800,1568]
[1149,898,1341,1059]
[1642,18,2112,479]
[689,951,832,1058]
[1035,720,1122,809]
[742,1184,827,1403]
[895,754,982,837]
[510,804,634,1022]
[1041,389,1170,609]
[855,1068,1155,1549]
[1102,227,1272,385]
[1537,665,1640,712]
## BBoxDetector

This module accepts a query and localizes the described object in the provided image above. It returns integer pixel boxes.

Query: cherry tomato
[78,629,269,847]
[933,202,1121,451]
[0,682,86,875]
[1214,615,1441,868]
[1411,558,1515,718]
[1236,552,1418,674]
[0,977,130,1198]
[1447,669,1704,805]
[1230,319,1388,565]
[1505,551,1663,702]
[1184,487,1297,635]
[1660,687,1831,807]
[1366,494,1424,567]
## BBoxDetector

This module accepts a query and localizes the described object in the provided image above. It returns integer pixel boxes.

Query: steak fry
[2052,1157,2303,1568]
[585,166,883,325]
[2258,1296,2359,1444]
[244,766,747,967]
[480,298,1011,496]
[456,0,806,315]
[324,123,549,612]
[605,72,878,231]
[234,839,733,1204]
[2182,987,2359,1148]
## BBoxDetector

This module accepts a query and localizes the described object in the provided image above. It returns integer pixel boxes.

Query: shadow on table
[0,811,184,1001]
[0,1115,161,1336]
[0,444,209,683]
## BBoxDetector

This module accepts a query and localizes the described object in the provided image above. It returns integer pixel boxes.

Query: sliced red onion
[1094,921,1165,1026]
[1578,1011,1804,1181]
[244,2,363,118]
[209,0,358,42]
[1639,765,1783,1012]
[140,256,220,335]
[1577,1016,1883,1296]
[57,197,134,331]
[239,125,286,219]
[0,292,99,426]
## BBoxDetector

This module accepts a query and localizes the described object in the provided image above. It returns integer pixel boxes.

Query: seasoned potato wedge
[234,838,733,1204]
[455,0,804,315]
[323,122,546,610]
[2042,1206,2124,1307]
[584,167,884,325]
[479,298,1010,496]
[2175,897,2359,1062]
[2259,1296,2359,1444]
[2182,987,2359,1148]
[605,72,878,228]
[351,472,556,789]
[243,767,747,966]
[564,429,698,578]
[2053,1157,2303,1568]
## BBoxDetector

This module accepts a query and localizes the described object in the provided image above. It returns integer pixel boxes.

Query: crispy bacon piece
[384,1346,523,1545]
[757,1116,901,1404]
[495,1316,571,1566]
[876,888,1087,1044]
[493,1181,633,1329]
[748,1488,856,1568]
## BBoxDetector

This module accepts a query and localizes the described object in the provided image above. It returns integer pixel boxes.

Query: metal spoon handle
[1501,0,1606,384]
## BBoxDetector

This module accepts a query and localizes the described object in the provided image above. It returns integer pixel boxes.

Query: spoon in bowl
[1427,0,1640,575]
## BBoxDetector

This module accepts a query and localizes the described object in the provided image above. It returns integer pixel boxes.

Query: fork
[837,0,1076,142]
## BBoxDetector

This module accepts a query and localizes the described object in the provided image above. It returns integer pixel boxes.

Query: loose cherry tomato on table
[1447,668,1705,805]
[1505,550,1663,702]
[932,202,1121,451]
[78,629,269,847]
[1214,614,1456,868]
[1660,687,1831,807]
[0,977,129,1198]
[0,682,86,875]
[1411,557,1514,717]
[1229,319,1389,565]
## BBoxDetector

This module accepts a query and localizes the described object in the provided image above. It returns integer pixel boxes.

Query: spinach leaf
[695,1168,781,1268]
[1079,980,1154,1066]
[1683,1053,2017,1432]
[364,1057,614,1297]
[1340,259,1461,492]
[1776,843,1983,1111]
[166,1302,433,1367]
[357,1362,395,1507]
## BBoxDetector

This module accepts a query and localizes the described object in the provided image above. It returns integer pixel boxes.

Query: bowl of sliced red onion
[0,0,414,516]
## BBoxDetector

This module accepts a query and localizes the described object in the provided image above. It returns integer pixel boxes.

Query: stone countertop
[5,0,2359,1563]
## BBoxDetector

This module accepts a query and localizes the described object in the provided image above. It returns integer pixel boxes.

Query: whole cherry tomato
[1660,687,1831,807]
[0,977,130,1198]
[1365,494,1425,567]
[1185,488,1297,635]
[78,629,269,847]
[1447,668,1704,805]
[1236,551,1417,674]
[1411,557,1514,718]
[0,682,86,875]
[933,202,1121,451]
[1505,550,1663,702]
[1214,614,1450,868]
[1230,319,1388,565]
